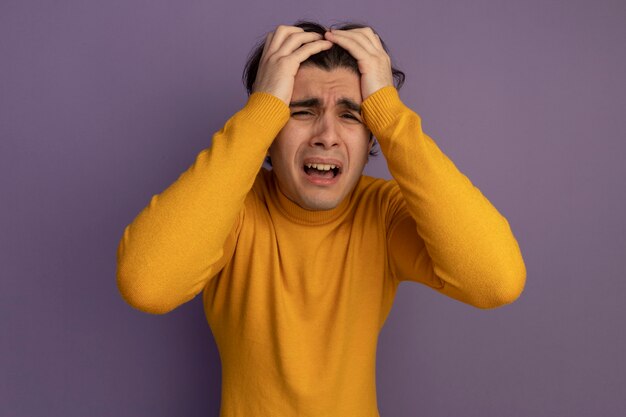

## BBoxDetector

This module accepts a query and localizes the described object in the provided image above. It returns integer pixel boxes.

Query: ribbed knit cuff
[361,86,408,136]
[238,92,290,133]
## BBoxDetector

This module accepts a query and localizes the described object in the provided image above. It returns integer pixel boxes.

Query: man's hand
[324,28,394,100]
[252,25,333,105]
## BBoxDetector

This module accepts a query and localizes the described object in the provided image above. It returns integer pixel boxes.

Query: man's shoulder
[356,174,400,196]
[355,175,407,224]
[246,168,273,204]
[353,174,404,209]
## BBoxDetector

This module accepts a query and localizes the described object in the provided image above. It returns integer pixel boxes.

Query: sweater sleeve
[362,87,526,309]
[116,92,290,314]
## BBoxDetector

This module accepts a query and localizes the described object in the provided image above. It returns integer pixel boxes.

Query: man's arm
[116,93,287,314]
[329,28,526,309]
[367,87,526,308]
[116,26,332,314]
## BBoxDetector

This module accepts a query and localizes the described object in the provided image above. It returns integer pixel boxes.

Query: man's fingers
[252,27,332,104]
[271,25,304,43]
[336,27,383,48]
[260,32,275,60]
[274,31,326,59]
[289,39,333,64]
[359,29,385,50]
[264,25,304,55]
[340,27,383,47]
[326,29,379,57]
[324,27,393,100]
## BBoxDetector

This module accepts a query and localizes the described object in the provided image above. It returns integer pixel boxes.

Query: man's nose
[310,115,340,149]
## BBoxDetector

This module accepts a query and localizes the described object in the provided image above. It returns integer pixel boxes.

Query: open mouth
[303,163,341,179]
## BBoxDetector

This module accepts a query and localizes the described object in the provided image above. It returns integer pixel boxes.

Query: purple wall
[2,0,625,416]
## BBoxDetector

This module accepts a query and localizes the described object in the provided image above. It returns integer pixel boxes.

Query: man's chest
[208,215,393,316]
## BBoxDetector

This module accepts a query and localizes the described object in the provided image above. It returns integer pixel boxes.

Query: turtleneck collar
[268,170,356,226]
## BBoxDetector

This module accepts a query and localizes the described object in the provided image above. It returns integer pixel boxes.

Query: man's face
[268,65,372,211]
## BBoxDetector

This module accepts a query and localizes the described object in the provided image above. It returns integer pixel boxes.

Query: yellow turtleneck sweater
[116,86,526,416]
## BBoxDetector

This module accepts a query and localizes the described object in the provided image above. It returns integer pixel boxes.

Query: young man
[117,21,526,417]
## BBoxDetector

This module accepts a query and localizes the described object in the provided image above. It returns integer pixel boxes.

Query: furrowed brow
[289,98,320,108]
[288,97,361,112]
[337,98,361,113]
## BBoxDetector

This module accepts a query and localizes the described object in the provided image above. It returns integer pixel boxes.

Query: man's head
[243,21,405,97]
[243,21,405,211]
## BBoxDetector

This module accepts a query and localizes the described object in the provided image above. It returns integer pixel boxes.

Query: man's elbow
[479,265,527,309]
[116,267,178,315]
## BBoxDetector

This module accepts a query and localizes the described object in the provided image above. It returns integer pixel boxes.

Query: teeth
[305,163,337,171]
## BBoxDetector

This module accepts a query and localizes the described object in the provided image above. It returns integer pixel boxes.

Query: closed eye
[341,113,362,122]
[291,111,362,123]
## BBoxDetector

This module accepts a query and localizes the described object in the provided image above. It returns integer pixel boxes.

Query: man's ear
[368,136,375,153]
[264,147,273,167]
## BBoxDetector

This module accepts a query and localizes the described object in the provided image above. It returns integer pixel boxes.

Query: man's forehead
[292,66,363,104]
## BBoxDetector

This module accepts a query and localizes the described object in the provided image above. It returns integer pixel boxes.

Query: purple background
[2,0,625,416]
